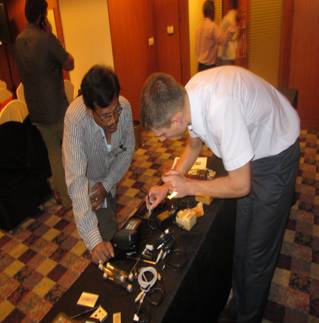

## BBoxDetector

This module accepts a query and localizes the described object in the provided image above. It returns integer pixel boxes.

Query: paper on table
[171,157,207,172]
[76,292,99,308]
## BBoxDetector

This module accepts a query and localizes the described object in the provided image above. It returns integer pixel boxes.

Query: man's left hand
[162,170,191,198]
[91,241,114,264]
[89,182,107,210]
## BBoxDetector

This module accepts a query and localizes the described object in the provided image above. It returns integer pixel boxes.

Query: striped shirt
[63,95,135,250]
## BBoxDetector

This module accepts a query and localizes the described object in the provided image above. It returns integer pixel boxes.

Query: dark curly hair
[80,65,120,110]
[25,0,48,24]
[203,1,215,20]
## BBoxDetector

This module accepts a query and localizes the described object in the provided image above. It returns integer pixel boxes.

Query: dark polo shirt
[15,24,69,124]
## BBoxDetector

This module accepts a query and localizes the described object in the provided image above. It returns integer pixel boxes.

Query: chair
[64,79,74,104]
[0,99,29,125]
[0,101,51,230]
[16,82,26,104]
[277,87,298,110]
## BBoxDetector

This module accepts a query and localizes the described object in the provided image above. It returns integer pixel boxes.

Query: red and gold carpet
[0,130,318,323]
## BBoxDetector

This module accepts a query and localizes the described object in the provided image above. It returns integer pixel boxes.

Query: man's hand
[162,170,191,198]
[89,182,107,211]
[146,183,170,210]
[63,54,75,71]
[91,241,114,264]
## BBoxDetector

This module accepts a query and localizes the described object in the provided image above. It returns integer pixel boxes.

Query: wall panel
[248,0,282,85]
[59,0,114,94]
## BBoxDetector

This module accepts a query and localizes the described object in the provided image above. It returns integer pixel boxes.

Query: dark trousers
[233,140,300,323]
[96,193,118,241]
[198,62,216,72]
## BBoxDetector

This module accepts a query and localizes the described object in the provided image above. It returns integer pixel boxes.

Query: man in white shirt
[218,0,241,65]
[195,0,228,71]
[140,66,300,323]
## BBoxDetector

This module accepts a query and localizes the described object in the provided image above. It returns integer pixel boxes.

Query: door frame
[278,0,293,88]
[178,0,190,85]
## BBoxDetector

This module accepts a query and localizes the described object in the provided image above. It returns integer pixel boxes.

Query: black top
[15,24,69,124]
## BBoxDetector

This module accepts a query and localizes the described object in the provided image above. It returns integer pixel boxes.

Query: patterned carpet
[263,129,319,323]
[0,129,318,323]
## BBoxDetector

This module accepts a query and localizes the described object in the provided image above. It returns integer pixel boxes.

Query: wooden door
[0,0,24,92]
[107,0,157,120]
[107,0,189,120]
[288,0,319,128]
[153,0,182,82]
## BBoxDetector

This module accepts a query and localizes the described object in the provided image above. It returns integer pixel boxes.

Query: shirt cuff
[83,227,103,251]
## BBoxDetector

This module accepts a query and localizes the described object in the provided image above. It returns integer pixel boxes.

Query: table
[43,158,236,323]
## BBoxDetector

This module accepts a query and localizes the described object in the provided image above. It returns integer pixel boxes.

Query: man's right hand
[91,241,114,264]
[146,183,170,210]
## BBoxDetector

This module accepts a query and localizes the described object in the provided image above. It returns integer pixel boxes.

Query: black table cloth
[43,157,236,323]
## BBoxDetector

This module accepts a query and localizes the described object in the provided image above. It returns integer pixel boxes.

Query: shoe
[54,204,66,215]
[53,190,72,212]
[41,199,65,215]
[53,191,63,204]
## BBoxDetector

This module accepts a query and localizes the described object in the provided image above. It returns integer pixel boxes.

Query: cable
[134,304,151,323]
[133,267,160,322]
[137,266,158,292]
[71,305,98,319]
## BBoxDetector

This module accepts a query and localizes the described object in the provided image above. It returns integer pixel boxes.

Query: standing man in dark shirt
[15,0,74,209]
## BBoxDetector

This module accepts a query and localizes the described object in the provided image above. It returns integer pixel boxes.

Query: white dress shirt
[186,66,300,171]
[195,18,222,66]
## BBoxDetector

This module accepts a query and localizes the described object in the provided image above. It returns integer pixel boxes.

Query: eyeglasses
[93,105,123,123]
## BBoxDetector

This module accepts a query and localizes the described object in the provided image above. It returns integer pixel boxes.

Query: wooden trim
[52,1,69,79]
[54,1,65,45]
[178,0,190,85]
[236,0,249,68]
[278,0,293,88]
[222,0,231,15]
[4,0,25,91]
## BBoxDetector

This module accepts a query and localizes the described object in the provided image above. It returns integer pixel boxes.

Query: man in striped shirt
[63,66,135,263]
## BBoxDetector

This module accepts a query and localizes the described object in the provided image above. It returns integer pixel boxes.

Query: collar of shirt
[89,110,113,151]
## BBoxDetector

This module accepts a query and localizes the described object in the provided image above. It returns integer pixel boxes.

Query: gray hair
[140,73,186,130]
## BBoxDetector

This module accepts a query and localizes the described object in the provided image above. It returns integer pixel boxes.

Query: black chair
[0,117,51,230]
